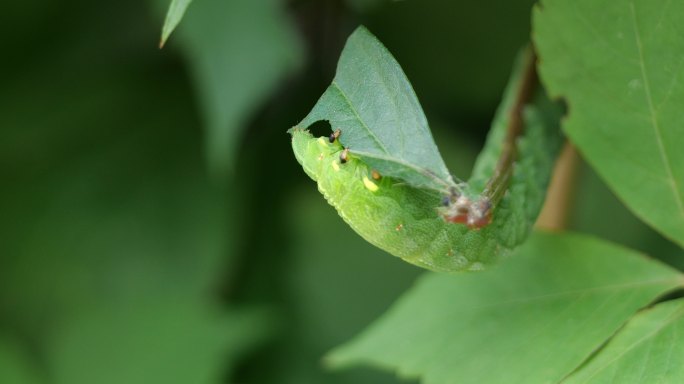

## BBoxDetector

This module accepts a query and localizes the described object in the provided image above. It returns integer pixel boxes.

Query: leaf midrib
[330,80,390,155]
[425,276,683,313]
[330,81,453,192]
[629,2,684,220]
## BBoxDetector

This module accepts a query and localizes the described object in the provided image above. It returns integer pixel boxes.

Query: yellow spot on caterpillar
[318,153,324,161]
[317,137,327,146]
[363,176,379,192]
[331,160,340,171]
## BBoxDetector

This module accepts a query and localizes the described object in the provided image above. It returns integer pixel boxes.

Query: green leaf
[533,0,684,248]
[326,232,684,384]
[298,26,457,193]
[564,298,684,383]
[159,0,193,48]
[178,0,302,176]
[290,41,562,272]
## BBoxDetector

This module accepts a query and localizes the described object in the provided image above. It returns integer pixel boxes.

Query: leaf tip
[349,24,375,43]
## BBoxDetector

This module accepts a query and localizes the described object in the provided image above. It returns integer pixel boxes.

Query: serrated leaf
[290,42,562,272]
[298,26,457,193]
[563,298,684,383]
[534,0,684,248]
[178,0,302,176]
[159,0,193,48]
[327,232,684,384]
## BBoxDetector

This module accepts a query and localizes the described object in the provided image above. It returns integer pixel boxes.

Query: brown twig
[535,142,578,230]
[482,48,539,207]
[441,48,540,228]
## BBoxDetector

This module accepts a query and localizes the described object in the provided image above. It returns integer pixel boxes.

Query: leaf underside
[326,232,684,384]
[291,27,562,272]
[534,0,684,248]
[299,27,455,193]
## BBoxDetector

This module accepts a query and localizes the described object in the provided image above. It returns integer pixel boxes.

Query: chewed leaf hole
[307,120,333,138]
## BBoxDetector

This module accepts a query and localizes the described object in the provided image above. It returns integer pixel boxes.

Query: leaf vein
[630,2,684,219]
[442,277,680,312]
[330,80,391,155]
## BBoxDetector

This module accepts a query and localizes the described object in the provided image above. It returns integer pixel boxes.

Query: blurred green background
[1,0,679,383]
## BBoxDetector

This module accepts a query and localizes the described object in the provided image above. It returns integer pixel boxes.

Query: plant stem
[536,142,579,230]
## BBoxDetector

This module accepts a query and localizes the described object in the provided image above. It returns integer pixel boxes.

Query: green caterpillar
[291,128,506,272]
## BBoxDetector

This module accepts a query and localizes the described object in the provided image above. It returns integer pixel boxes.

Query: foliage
[1,0,683,383]
[328,232,683,383]
[534,0,684,248]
